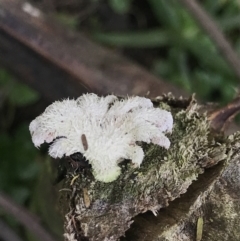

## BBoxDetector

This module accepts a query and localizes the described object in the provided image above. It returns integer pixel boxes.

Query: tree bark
[58,95,240,241]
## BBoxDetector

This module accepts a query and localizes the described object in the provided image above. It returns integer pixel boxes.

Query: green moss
[59,96,230,240]
[61,96,217,203]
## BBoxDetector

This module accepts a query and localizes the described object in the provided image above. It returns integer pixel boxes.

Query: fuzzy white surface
[29,94,173,182]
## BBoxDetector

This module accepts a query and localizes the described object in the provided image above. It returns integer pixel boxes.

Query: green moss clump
[59,96,229,241]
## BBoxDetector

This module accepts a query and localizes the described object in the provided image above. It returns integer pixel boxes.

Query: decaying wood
[123,134,240,241]
[58,95,240,241]
[0,0,185,102]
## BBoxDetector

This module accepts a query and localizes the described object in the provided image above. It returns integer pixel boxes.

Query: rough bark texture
[122,133,240,241]
[58,95,239,241]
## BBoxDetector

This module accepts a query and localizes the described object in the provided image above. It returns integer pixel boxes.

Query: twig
[0,192,59,241]
[209,95,240,132]
[0,219,23,241]
[179,0,240,80]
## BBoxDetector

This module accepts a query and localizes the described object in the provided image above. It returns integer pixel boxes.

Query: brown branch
[0,219,24,241]
[0,0,186,102]
[208,95,240,132]
[179,0,240,80]
[0,192,59,241]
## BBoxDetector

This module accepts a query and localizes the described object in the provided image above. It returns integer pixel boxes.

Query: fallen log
[57,95,240,241]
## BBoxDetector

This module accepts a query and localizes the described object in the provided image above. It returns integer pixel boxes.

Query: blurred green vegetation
[0,69,41,239]
[1,0,240,240]
[56,0,240,103]
[0,69,63,240]
[86,0,239,103]
[0,68,40,202]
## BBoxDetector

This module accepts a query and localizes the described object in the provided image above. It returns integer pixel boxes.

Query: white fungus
[29,93,173,182]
